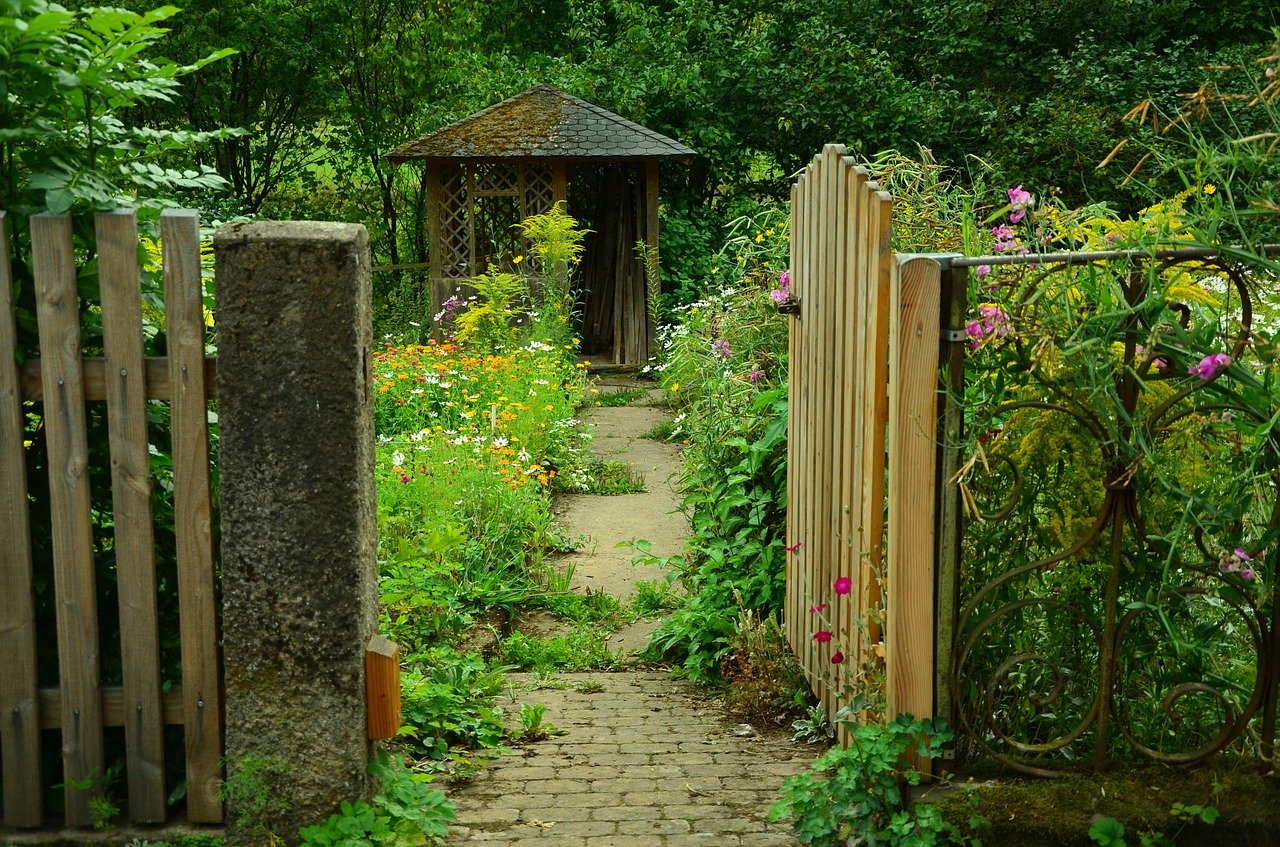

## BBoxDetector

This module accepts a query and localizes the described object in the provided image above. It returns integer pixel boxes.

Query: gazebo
[386,85,695,367]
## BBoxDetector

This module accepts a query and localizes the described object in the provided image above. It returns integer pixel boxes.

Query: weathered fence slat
[785,178,802,653]
[161,209,224,824]
[886,255,942,757]
[33,213,105,827]
[840,163,867,685]
[98,209,167,823]
[0,211,44,828]
[862,191,893,652]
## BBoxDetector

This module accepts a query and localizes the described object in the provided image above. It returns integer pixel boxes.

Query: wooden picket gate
[784,145,957,745]
[0,210,223,828]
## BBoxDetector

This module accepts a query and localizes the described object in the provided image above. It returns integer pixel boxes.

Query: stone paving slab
[446,672,813,845]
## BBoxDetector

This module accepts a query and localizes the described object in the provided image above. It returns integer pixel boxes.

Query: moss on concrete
[920,760,1280,846]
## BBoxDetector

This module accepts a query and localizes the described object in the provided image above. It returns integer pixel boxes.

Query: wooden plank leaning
[33,212,105,827]
[0,212,44,828]
[161,209,224,824]
[98,209,167,823]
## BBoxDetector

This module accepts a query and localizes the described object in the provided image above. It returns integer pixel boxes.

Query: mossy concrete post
[215,222,378,845]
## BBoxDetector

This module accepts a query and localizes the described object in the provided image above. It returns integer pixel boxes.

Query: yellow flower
[671,383,680,392]
[513,255,524,264]
[711,266,720,275]
[754,233,764,243]
[1203,184,1217,195]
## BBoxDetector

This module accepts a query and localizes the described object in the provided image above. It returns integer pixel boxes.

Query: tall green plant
[0,0,238,216]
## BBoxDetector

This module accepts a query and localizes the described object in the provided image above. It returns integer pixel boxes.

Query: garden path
[445,379,809,845]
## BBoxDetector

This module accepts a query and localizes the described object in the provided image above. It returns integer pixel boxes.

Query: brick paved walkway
[446,672,812,846]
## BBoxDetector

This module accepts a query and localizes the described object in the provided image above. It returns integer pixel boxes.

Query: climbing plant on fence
[953,187,1280,774]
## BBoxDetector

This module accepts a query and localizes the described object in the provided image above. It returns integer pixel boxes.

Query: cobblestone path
[447,673,810,846]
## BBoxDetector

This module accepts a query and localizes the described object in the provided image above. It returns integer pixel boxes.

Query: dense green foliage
[101,0,1276,318]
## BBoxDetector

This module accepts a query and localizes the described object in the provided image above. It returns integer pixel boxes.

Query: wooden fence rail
[785,146,947,764]
[0,209,222,828]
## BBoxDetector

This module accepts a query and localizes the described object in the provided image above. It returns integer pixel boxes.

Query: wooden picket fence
[0,210,223,828]
[785,145,953,753]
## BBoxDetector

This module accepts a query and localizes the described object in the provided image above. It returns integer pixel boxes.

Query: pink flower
[834,576,852,595]
[1008,185,1033,223]
[812,630,833,643]
[808,602,829,615]
[400,474,411,483]
[1189,353,1231,381]
[1242,569,1256,581]
[1236,548,1252,562]
[748,367,763,384]
[991,225,1015,241]
[770,270,792,303]
[830,652,844,664]
[975,264,991,278]
[711,338,733,358]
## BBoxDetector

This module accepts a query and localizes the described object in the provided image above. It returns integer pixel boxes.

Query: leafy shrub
[397,649,508,761]
[298,750,453,846]
[770,713,985,846]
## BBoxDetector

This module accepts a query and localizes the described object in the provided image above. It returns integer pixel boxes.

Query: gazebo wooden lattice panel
[389,85,694,367]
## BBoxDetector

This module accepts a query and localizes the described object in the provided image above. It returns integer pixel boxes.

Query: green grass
[589,387,649,407]
[499,628,624,672]
[582,459,646,494]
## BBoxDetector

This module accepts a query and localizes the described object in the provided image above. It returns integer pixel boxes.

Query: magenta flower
[1236,548,1252,562]
[830,652,844,664]
[748,367,763,384]
[399,474,411,483]
[1242,569,1257,581]
[812,630,833,643]
[965,304,1011,349]
[1008,185,1033,223]
[991,225,1015,241]
[975,264,991,278]
[808,602,829,615]
[1189,353,1231,380]
[834,576,852,595]
[770,270,792,303]
[711,338,733,358]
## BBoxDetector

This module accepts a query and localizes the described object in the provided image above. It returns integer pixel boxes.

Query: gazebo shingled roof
[385,84,696,163]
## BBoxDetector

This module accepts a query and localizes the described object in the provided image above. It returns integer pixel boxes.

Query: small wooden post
[365,636,402,740]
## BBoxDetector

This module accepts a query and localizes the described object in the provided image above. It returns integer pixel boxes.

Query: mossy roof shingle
[385,84,696,164]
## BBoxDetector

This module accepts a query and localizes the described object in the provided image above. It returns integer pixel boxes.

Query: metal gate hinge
[942,328,967,343]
